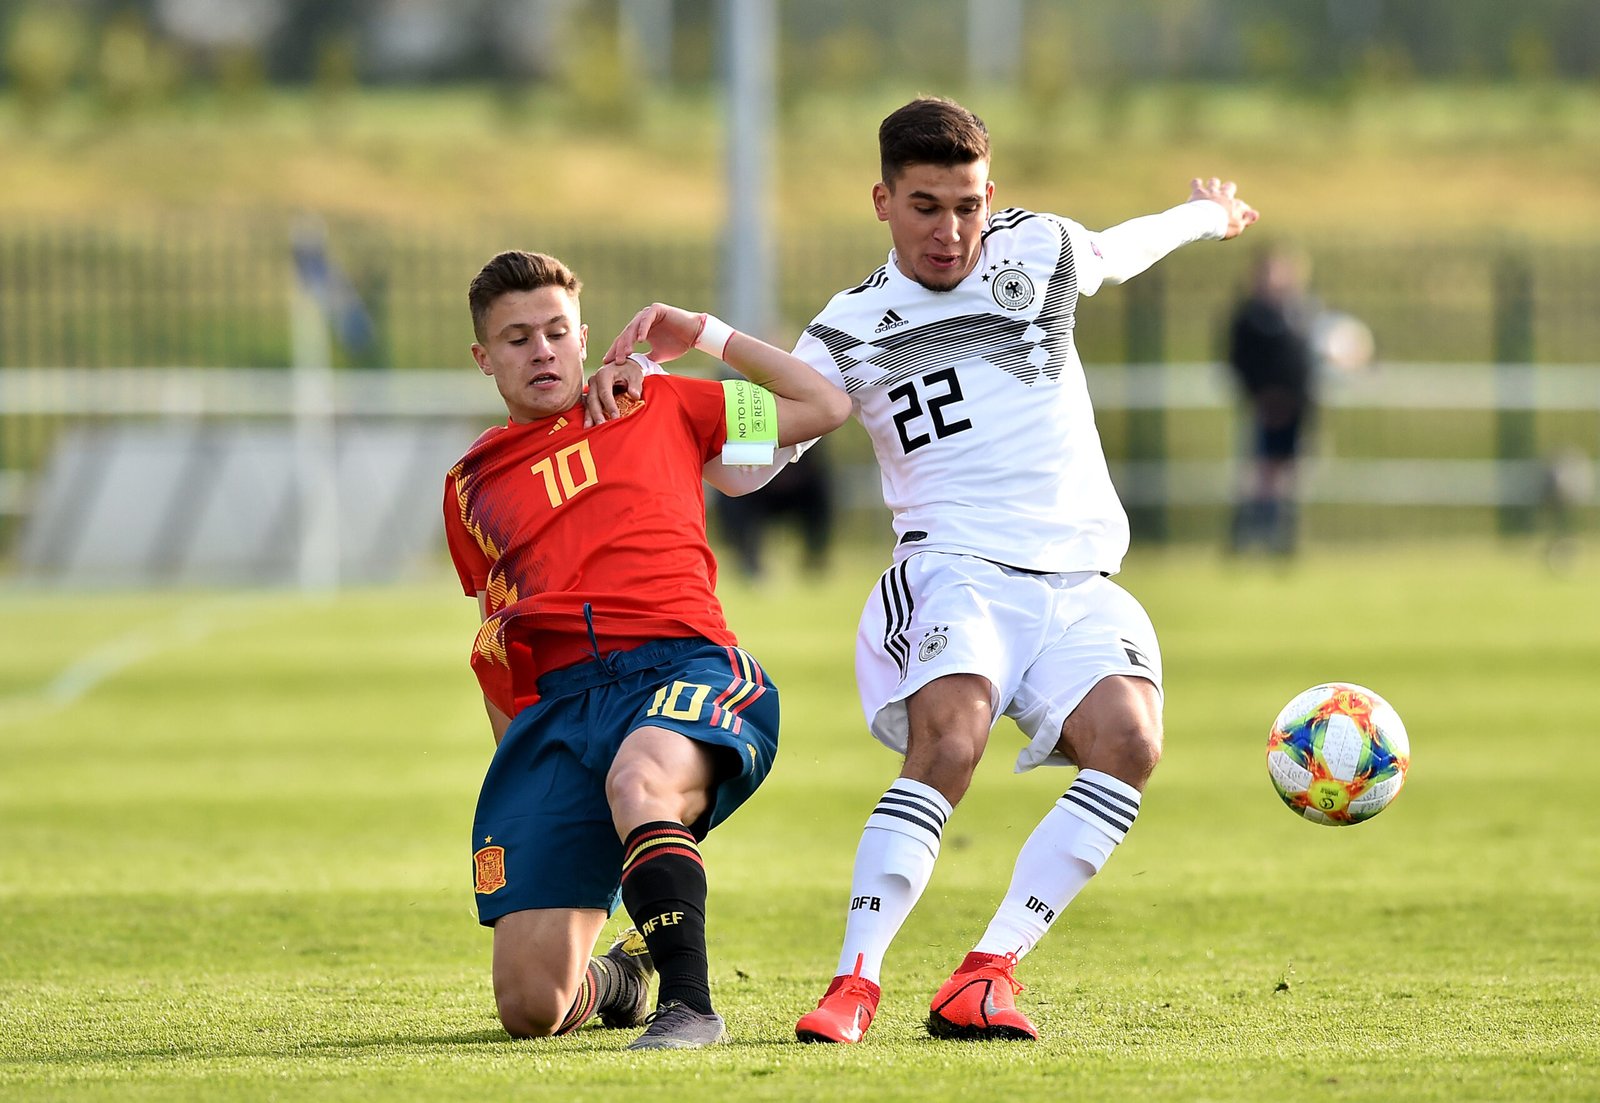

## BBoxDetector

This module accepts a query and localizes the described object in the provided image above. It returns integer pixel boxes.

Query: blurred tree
[559,2,644,132]
[312,30,360,127]
[149,0,277,110]
[6,0,1600,102]
[1161,82,1206,143]
[490,0,578,85]
[268,0,363,82]
[1020,4,1072,115]
[1096,72,1134,144]
[1241,20,1302,83]
[619,0,673,87]
[1356,37,1416,89]
[216,44,268,108]
[4,2,87,124]
[794,28,879,98]
[1508,25,1557,82]
[96,9,180,117]
[1550,0,1600,77]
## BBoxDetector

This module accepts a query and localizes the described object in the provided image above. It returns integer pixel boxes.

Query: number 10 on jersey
[530,440,597,507]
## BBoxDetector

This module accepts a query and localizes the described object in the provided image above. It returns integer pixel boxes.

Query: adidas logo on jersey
[873,309,908,334]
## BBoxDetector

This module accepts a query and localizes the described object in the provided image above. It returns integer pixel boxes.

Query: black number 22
[887,368,974,454]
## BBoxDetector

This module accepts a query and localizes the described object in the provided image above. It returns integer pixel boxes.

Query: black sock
[591,954,639,1019]
[619,821,712,1016]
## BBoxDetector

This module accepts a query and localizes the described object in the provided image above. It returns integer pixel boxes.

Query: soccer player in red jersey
[446,250,849,1049]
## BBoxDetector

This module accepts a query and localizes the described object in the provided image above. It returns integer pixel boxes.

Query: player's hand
[602,302,703,366]
[1189,177,1258,239]
[583,357,645,425]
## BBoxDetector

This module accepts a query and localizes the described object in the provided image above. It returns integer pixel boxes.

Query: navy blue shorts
[470,637,779,925]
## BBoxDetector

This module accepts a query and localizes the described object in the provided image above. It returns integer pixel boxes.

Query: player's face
[874,160,993,292]
[471,286,588,423]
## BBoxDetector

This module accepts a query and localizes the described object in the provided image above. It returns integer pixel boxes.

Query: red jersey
[444,375,735,717]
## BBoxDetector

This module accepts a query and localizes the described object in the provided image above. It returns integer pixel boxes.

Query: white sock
[973,769,1142,959]
[833,777,952,985]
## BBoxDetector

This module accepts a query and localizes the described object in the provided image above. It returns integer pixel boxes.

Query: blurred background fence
[5,218,1598,372]
[1,216,1595,576]
[2,0,1598,582]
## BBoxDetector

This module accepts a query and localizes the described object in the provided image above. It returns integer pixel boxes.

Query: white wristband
[693,313,736,360]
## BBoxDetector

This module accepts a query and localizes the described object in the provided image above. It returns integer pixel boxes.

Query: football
[1266,682,1410,825]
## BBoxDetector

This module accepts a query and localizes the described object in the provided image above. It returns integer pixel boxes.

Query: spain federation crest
[474,844,507,894]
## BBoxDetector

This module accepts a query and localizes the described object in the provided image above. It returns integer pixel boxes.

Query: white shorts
[856,551,1163,772]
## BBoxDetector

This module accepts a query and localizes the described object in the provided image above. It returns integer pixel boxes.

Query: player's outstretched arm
[603,303,851,447]
[701,444,805,496]
[1188,176,1258,239]
[583,326,808,495]
[1090,177,1259,288]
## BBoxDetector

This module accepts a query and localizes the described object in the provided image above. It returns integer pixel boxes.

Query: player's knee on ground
[494,976,578,1039]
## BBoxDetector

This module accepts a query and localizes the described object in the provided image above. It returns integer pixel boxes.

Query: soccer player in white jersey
[781,96,1258,1044]
[588,95,1257,1044]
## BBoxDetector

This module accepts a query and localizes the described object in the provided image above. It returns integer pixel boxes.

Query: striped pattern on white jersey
[791,206,1131,575]
[847,265,890,295]
[982,206,1039,237]
[803,217,1078,395]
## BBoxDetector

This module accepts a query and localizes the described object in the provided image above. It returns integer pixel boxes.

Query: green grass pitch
[1,544,1597,1101]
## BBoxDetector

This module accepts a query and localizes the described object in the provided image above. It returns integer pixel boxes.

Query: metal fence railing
[3,218,1598,372]
[1,361,1594,564]
[1,218,1597,560]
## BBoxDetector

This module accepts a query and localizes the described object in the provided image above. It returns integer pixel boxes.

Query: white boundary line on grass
[0,600,282,730]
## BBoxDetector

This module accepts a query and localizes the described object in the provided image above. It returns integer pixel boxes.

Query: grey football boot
[626,1000,727,1050]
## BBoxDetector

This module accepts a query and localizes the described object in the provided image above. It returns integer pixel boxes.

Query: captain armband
[720,378,779,466]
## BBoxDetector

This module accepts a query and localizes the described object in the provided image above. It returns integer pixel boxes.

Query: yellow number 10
[648,681,712,722]
[530,440,598,508]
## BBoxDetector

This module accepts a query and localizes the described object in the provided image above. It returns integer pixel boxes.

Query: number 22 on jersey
[887,367,973,454]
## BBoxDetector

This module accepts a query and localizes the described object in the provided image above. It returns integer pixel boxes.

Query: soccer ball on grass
[1266,682,1409,826]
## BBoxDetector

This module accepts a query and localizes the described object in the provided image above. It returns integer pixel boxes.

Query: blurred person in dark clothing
[714,440,836,579]
[1226,247,1317,556]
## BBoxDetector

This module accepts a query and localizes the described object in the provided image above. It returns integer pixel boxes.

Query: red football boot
[926,951,1038,1040]
[795,955,881,1044]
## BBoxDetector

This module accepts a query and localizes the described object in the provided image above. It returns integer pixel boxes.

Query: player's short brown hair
[468,251,582,342]
[878,97,990,187]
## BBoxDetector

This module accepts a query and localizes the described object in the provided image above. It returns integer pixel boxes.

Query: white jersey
[794,207,1126,574]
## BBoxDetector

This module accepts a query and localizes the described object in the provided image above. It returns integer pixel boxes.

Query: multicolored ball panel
[1266,682,1410,826]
